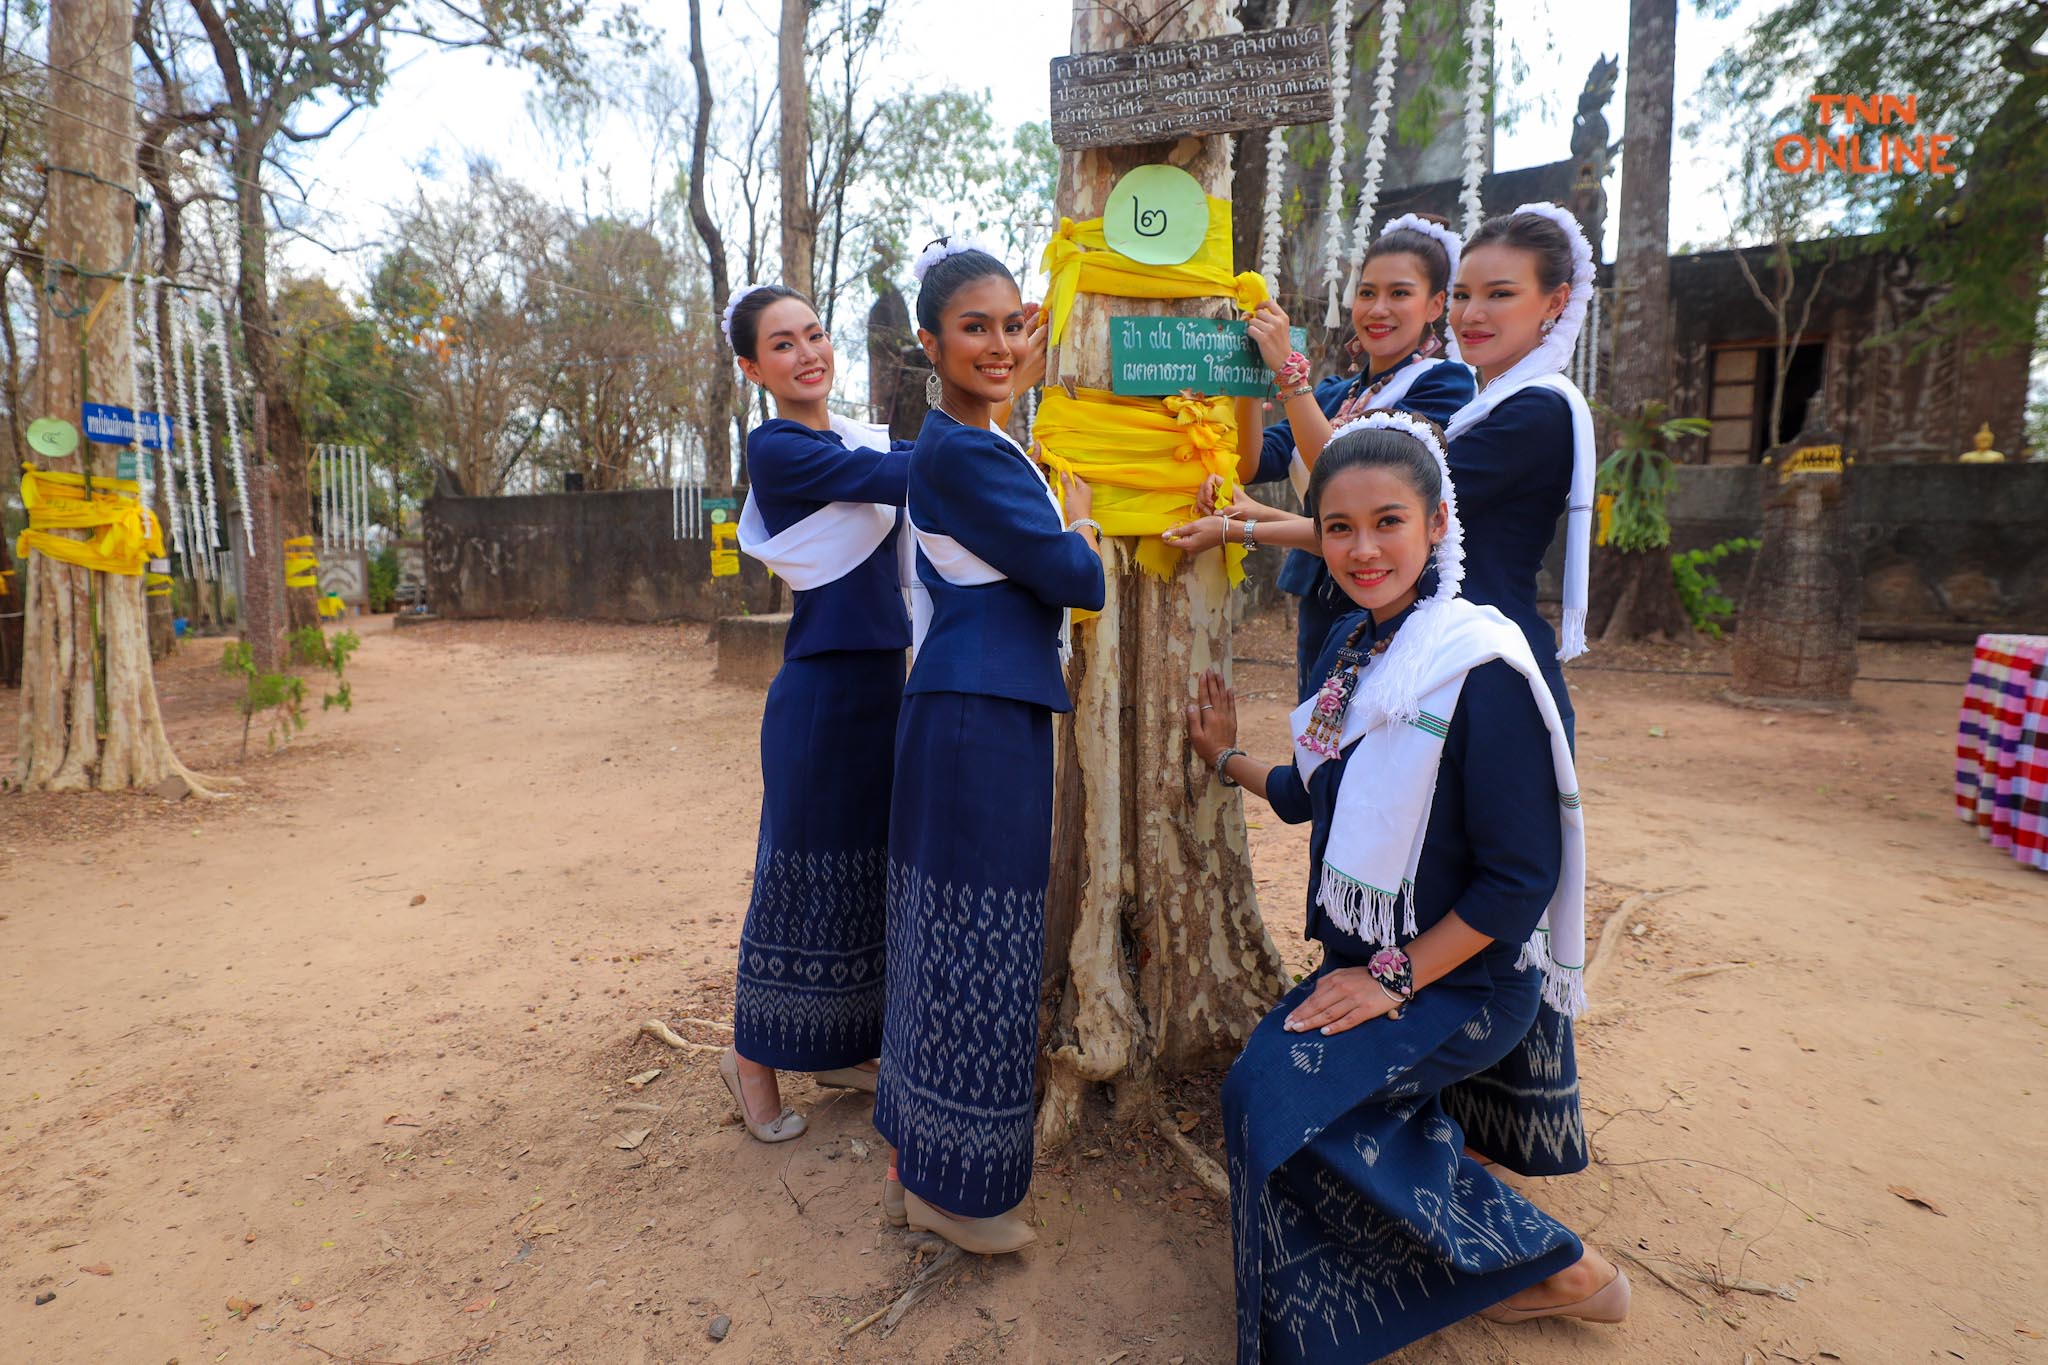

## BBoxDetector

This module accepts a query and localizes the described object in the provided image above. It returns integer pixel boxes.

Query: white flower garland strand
[190,301,222,570]
[122,274,150,521]
[1459,0,1492,234]
[169,294,211,581]
[143,277,185,560]
[1317,0,1355,320]
[1258,0,1294,285]
[1333,0,1406,324]
[212,293,253,557]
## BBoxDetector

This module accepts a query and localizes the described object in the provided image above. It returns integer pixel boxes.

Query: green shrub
[1671,537,1760,639]
[368,546,399,612]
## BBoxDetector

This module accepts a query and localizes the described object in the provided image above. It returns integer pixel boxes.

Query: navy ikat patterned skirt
[731,650,902,1072]
[873,690,1053,1219]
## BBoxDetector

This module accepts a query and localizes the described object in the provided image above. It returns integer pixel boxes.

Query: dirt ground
[1,611,2043,1365]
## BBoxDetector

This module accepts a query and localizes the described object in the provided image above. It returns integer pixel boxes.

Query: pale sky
[285,0,1765,292]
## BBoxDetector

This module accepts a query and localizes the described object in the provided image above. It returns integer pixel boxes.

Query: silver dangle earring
[1540,316,1558,336]
[925,370,943,408]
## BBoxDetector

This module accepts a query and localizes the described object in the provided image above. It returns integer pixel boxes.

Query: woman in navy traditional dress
[1164,216,1475,700]
[717,284,908,1143]
[1186,414,1626,1364]
[871,240,1104,1255]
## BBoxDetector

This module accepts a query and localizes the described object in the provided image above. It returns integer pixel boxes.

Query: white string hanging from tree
[142,276,185,561]
[1257,0,1294,285]
[211,292,253,557]
[188,299,223,570]
[1315,0,1355,319]
[122,273,151,523]
[1458,0,1492,234]
[1332,0,1407,324]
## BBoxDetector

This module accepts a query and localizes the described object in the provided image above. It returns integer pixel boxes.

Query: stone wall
[423,489,753,623]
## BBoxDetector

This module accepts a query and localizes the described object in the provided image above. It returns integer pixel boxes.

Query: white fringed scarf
[735,412,902,593]
[1288,411,1588,1017]
[1444,201,1597,662]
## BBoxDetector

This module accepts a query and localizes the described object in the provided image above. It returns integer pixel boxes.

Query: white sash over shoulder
[909,421,1071,664]
[736,413,902,594]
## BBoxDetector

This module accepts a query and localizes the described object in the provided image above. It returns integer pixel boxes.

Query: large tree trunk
[14,0,213,794]
[775,0,813,295]
[1599,0,1688,641]
[231,133,316,631]
[1036,0,1286,1159]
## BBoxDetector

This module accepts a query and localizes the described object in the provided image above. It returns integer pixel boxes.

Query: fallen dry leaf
[1887,1184,1946,1216]
[384,1114,424,1127]
[410,894,427,906]
[225,1297,262,1317]
[1175,1110,1201,1133]
[296,1300,315,1312]
[79,1263,112,1277]
[462,1298,494,1313]
[624,1069,663,1089]
[2016,1325,2043,1340]
[531,1224,563,1237]
[242,1230,257,1245]
[613,1127,651,1151]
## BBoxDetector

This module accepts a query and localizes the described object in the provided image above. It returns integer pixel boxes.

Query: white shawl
[735,412,902,593]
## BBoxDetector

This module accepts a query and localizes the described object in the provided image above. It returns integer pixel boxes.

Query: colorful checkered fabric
[1955,634,2048,872]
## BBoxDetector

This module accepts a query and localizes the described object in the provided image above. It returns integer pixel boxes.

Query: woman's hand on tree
[1160,514,1228,554]
[1284,967,1402,1035]
[1184,668,1238,764]
[1247,300,1295,374]
[1059,468,1095,525]
[1014,302,1048,395]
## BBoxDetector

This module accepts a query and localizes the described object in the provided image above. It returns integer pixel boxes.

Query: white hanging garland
[189,300,223,567]
[1257,0,1295,286]
[142,277,185,560]
[211,292,253,557]
[122,273,151,525]
[1332,0,1406,324]
[1316,0,1356,320]
[1459,0,1492,234]
[168,294,211,581]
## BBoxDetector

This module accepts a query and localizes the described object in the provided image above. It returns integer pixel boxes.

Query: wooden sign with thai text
[1050,25,1334,151]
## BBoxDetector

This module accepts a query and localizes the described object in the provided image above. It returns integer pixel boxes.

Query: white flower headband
[720,283,776,348]
[1322,408,1467,725]
[1504,201,1595,374]
[1376,213,1464,363]
[911,233,1001,284]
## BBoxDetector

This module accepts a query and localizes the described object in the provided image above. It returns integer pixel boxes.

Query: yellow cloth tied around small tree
[1040,196,1271,348]
[1034,387,1247,585]
[15,464,165,576]
[284,535,319,589]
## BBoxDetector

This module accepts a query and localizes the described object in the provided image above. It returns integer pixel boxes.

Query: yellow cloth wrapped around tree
[284,535,319,589]
[15,464,165,576]
[1034,386,1247,584]
[1040,196,1271,348]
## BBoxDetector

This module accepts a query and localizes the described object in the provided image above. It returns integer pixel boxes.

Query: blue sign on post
[80,403,173,449]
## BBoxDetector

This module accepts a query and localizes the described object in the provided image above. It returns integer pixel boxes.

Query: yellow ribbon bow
[1039,196,1271,349]
[15,464,165,576]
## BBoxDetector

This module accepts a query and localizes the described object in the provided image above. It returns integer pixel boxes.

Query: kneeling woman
[1186,414,1624,1363]
[874,240,1104,1254]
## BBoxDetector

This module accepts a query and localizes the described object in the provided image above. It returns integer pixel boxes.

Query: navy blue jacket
[1445,387,1575,723]
[1267,607,1561,971]
[745,418,913,659]
[903,412,1105,712]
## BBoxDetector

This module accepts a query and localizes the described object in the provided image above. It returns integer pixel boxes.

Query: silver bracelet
[1242,518,1259,552]
[1069,517,1103,537]
[1214,746,1247,787]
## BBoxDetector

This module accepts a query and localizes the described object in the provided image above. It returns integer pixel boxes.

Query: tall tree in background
[1590,0,1692,641]
[776,0,813,292]
[683,0,736,495]
[1037,0,1284,1182]
[14,0,210,792]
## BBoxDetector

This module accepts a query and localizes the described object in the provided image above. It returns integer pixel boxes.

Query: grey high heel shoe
[902,1189,1036,1256]
[882,1173,906,1227]
[718,1047,806,1144]
[812,1065,878,1093]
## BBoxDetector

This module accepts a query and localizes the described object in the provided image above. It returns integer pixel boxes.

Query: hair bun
[911,233,1001,283]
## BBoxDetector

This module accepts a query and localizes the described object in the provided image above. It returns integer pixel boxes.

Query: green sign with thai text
[1109,317,1307,398]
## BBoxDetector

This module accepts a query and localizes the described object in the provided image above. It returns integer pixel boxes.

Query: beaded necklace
[1300,618,1398,758]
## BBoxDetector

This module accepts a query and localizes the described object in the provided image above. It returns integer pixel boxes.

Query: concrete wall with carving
[423,490,735,623]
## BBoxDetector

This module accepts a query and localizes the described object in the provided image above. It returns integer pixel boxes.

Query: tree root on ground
[638,1020,724,1053]
[1158,1106,1231,1201]
[843,1244,965,1339]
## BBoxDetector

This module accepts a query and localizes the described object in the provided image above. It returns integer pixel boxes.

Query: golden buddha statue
[1958,423,2006,463]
